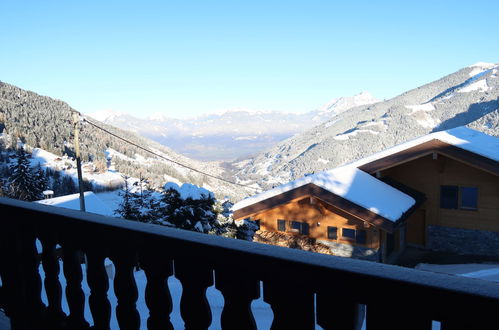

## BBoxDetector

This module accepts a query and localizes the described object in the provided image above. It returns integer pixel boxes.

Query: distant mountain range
[233,62,499,190]
[2,62,498,201]
[88,91,379,161]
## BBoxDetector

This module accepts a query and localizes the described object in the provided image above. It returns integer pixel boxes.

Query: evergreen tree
[51,172,64,197]
[114,178,142,221]
[7,148,39,201]
[33,163,48,199]
[61,176,77,195]
[159,187,184,227]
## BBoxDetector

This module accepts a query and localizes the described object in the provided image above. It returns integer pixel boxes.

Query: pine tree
[7,148,40,201]
[33,163,48,199]
[160,187,184,228]
[61,176,77,195]
[51,172,64,197]
[114,177,142,221]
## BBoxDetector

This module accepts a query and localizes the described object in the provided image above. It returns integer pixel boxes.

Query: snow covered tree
[7,148,39,201]
[159,187,185,228]
[210,198,258,241]
[114,178,142,221]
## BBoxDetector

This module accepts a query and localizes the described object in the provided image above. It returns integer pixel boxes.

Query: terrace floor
[394,246,499,268]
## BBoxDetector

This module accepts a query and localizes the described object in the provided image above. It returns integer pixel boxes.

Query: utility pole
[72,111,86,212]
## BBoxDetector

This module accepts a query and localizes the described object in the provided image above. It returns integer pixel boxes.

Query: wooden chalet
[234,127,499,261]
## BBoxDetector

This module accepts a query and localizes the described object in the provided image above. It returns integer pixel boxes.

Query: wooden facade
[235,135,499,259]
[373,153,499,245]
[249,195,381,250]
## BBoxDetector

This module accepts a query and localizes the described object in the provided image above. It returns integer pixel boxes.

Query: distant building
[233,127,499,262]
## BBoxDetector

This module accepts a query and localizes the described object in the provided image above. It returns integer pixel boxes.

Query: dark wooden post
[86,249,111,330]
[15,226,45,329]
[263,279,315,330]
[215,268,260,330]
[140,251,174,330]
[40,236,66,327]
[316,294,364,330]
[110,250,140,330]
[62,245,89,329]
[175,259,213,329]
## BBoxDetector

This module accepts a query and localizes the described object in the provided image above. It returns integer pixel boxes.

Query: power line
[74,111,261,192]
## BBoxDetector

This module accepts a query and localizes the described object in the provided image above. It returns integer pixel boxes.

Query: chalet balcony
[1,196,498,330]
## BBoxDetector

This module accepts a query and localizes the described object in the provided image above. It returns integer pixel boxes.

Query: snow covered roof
[234,127,498,224]
[233,166,415,222]
[36,191,115,217]
[349,126,499,169]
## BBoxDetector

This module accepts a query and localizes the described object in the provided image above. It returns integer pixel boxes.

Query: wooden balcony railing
[0,196,499,330]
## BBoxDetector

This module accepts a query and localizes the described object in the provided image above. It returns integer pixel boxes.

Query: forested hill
[234,62,499,189]
[0,81,248,199]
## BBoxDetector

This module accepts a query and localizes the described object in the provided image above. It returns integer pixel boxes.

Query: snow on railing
[0,196,498,329]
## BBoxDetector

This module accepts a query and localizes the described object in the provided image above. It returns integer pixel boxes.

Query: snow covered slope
[235,62,499,189]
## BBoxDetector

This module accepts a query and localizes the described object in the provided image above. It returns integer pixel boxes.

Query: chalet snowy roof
[232,166,415,222]
[349,126,499,169]
[35,191,114,216]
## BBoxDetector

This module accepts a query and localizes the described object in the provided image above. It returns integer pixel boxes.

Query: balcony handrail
[1,196,498,329]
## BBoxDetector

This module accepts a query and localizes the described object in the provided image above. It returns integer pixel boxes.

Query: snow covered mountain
[0,81,250,200]
[234,62,499,189]
[88,92,379,161]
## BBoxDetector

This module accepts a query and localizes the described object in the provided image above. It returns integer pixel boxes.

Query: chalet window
[291,221,301,232]
[302,222,310,235]
[440,185,478,210]
[440,185,458,209]
[277,219,286,232]
[290,221,310,235]
[342,228,356,240]
[341,228,367,244]
[460,187,478,210]
[327,226,338,240]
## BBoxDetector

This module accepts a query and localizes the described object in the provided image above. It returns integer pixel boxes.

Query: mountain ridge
[233,62,499,189]
[87,91,380,161]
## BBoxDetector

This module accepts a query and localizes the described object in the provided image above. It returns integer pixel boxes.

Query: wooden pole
[72,112,86,212]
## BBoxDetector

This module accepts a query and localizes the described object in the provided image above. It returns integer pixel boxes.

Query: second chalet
[233,127,499,262]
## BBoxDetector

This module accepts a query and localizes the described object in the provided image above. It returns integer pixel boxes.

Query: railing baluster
[366,302,431,330]
[111,251,140,330]
[0,223,18,327]
[16,227,45,328]
[62,245,89,329]
[140,251,174,330]
[215,268,259,330]
[440,302,496,330]
[86,249,111,330]
[40,235,66,327]
[263,279,315,329]
[316,294,364,330]
[175,259,213,329]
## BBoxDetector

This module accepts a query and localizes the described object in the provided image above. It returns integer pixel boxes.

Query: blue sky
[1,1,498,118]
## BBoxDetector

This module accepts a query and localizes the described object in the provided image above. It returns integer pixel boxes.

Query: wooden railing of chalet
[0,196,499,330]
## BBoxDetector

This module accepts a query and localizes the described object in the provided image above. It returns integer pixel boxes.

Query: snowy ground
[416,263,499,282]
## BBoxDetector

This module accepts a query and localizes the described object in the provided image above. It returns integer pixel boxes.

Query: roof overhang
[358,139,499,176]
[233,183,400,232]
